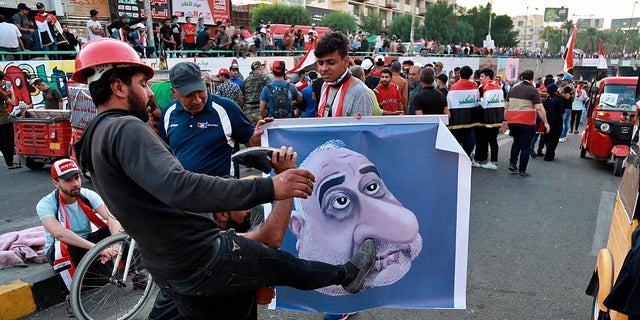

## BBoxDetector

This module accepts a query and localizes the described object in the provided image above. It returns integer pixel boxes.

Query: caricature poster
[261,116,470,314]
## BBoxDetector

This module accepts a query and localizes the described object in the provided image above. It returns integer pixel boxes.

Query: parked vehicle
[580,77,638,176]
[586,144,640,320]
[13,109,72,169]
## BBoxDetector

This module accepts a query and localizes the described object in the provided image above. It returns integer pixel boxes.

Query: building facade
[304,0,441,28]
[512,14,544,52]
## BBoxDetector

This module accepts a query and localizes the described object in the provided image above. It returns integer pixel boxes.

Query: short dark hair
[521,70,534,81]
[90,9,98,17]
[87,67,143,106]
[479,68,494,80]
[314,32,349,59]
[32,78,44,86]
[420,67,435,85]
[459,66,473,80]
[380,68,392,77]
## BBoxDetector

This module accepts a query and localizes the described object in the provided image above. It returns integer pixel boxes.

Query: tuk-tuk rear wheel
[613,157,624,177]
[591,284,611,320]
[25,157,45,170]
[580,145,587,158]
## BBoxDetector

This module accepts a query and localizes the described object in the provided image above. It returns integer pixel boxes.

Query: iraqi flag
[562,26,577,75]
[597,40,607,69]
[288,42,318,74]
[597,40,608,80]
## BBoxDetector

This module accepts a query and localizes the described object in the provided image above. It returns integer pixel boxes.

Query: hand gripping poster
[261,116,470,314]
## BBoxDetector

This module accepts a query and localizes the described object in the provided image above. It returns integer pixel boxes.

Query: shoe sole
[343,239,376,293]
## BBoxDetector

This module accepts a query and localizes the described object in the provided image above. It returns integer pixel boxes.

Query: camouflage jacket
[243,72,272,110]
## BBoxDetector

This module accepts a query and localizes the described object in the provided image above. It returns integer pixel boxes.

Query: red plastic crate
[14,110,72,158]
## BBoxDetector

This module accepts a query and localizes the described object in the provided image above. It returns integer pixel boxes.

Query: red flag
[562,26,577,75]
[597,40,607,69]
[287,39,320,74]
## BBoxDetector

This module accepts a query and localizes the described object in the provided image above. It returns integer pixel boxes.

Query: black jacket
[75,110,274,280]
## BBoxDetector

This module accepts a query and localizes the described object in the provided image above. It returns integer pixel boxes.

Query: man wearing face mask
[314,32,373,117]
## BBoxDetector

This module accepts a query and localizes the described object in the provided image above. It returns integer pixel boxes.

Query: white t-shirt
[572,89,588,111]
[36,188,105,252]
[0,22,22,49]
[87,19,103,40]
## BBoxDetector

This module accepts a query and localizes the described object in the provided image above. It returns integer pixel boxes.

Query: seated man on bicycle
[36,159,123,291]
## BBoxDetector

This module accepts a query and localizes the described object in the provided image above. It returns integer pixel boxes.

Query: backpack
[267,83,293,118]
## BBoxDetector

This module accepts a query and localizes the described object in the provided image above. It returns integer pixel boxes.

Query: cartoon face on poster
[262,117,469,313]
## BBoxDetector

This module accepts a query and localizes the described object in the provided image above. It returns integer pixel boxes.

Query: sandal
[63,294,75,318]
[7,164,22,170]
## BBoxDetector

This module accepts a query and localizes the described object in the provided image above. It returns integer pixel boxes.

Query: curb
[0,266,66,320]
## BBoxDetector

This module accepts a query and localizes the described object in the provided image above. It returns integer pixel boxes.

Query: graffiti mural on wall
[2,60,76,108]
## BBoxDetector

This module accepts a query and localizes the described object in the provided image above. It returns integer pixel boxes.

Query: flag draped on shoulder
[288,42,318,74]
[446,79,480,129]
[562,26,577,75]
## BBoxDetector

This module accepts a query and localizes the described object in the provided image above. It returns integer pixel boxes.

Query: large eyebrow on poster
[359,165,379,177]
[318,175,345,207]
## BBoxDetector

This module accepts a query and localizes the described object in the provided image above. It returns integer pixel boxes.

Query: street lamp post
[623,1,638,55]
[524,6,528,53]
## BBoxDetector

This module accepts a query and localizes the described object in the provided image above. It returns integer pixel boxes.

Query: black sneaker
[342,239,376,293]
[508,164,518,173]
[517,171,530,178]
[530,150,537,159]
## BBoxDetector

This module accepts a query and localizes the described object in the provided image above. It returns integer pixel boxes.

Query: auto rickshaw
[586,143,640,320]
[580,77,638,176]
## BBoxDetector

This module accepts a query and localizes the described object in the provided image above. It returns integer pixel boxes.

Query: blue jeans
[508,123,536,173]
[560,109,571,138]
[154,230,347,319]
[42,41,58,60]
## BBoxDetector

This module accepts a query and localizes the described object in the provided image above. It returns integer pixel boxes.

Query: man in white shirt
[0,14,25,55]
[87,9,104,40]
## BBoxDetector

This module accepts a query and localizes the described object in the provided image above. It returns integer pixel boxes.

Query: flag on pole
[597,40,607,69]
[562,26,577,75]
[288,41,319,74]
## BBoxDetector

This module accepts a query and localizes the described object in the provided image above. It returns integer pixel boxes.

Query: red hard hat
[72,38,154,84]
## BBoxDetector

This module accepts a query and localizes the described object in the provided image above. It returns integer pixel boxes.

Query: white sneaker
[559,138,567,142]
[471,160,482,168]
[481,162,498,170]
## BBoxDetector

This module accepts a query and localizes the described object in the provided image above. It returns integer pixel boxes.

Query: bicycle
[69,232,156,320]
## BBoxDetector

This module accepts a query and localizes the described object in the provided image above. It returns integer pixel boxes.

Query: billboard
[544,7,569,22]
[171,0,230,25]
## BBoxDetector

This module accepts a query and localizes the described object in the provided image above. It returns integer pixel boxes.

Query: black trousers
[474,126,499,163]
[0,123,15,166]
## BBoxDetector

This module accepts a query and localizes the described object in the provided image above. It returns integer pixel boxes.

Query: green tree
[491,15,518,48]
[459,5,489,44]
[250,4,310,29]
[359,13,384,35]
[423,1,457,43]
[457,4,515,48]
[388,14,425,42]
[320,11,357,34]
[539,26,563,53]
[453,20,474,45]
[576,27,600,55]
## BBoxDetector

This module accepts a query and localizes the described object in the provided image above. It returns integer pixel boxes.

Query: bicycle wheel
[69,233,155,320]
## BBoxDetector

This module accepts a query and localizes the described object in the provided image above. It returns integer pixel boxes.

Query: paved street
[3,131,620,319]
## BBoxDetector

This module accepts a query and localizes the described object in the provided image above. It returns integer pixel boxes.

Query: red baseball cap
[51,159,81,179]
[216,68,230,77]
[271,60,286,73]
